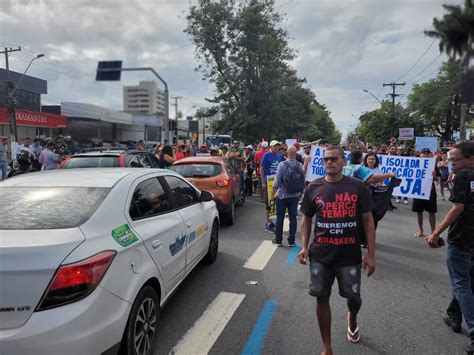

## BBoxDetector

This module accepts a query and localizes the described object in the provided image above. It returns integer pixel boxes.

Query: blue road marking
[241,299,277,355]
[286,243,301,265]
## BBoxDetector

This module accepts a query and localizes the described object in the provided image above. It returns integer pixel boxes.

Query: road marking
[286,244,301,265]
[243,240,278,270]
[241,299,277,355]
[172,292,246,355]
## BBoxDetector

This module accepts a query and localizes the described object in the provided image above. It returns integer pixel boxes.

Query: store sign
[0,107,67,128]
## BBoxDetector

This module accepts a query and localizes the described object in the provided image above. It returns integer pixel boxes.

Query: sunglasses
[322,157,340,163]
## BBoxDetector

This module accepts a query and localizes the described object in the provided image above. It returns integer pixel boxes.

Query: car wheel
[223,200,235,225]
[204,220,219,263]
[236,186,246,207]
[120,286,160,355]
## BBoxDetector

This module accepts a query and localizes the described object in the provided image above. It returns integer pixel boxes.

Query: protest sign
[399,128,414,140]
[285,139,297,146]
[306,145,436,200]
[266,175,277,218]
[377,155,436,200]
[415,136,438,152]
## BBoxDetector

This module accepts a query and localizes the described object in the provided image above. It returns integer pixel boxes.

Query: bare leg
[348,297,362,332]
[317,300,333,355]
[440,185,445,199]
[429,212,436,233]
[416,212,424,234]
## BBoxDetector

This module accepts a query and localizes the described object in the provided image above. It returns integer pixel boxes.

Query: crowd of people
[1,132,473,353]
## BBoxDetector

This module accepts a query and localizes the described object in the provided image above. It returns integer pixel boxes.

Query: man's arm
[425,203,464,247]
[361,211,376,276]
[366,172,395,184]
[297,214,312,265]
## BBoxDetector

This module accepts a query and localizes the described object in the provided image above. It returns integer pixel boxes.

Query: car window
[148,153,160,168]
[129,178,172,220]
[62,156,120,168]
[129,154,152,168]
[164,176,199,208]
[0,187,110,229]
[171,163,222,178]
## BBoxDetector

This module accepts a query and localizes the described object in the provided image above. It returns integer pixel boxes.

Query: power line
[395,39,437,82]
[405,53,443,84]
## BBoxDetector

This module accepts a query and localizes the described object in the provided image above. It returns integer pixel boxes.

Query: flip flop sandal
[347,313,360,343]
[414,231,425,237]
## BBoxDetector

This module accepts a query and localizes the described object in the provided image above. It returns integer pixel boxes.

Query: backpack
[283,161,305,194]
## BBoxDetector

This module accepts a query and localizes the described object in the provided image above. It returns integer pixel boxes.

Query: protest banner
[399,128,414,140]
[306,145,436,200]
[285,139,297,146]
[415,136,438,152]
[266,175,277,218]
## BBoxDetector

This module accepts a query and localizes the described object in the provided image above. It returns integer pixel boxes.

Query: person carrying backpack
[270,145,305,246]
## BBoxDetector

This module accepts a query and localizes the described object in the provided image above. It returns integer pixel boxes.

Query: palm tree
[424,0,474,68]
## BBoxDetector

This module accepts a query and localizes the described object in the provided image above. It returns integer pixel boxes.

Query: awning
[0,107,67,128]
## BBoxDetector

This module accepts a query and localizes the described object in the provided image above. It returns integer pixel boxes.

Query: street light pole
[8,53,45,143]
[362,89,382,105]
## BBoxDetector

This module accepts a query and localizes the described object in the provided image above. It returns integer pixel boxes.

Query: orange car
[171,156,245,225]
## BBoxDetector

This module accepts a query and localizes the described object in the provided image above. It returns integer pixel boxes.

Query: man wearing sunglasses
[298,147,375,355]
[425,141,474,354]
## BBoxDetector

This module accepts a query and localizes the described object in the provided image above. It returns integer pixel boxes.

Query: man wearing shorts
[298,147,376,355]
[412,148,440,237]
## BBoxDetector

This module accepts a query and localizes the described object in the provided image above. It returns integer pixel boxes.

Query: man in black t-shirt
[298,147,376,355]
[426,142,474,354]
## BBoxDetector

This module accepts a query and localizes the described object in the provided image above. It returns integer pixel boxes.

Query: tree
[184,0,340,143]
[424,0,474,68]
[407,60,464,143]
[355,101,424,146]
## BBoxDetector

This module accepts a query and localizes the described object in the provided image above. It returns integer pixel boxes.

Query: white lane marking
[243,240,278,270]
[172,292,246,355]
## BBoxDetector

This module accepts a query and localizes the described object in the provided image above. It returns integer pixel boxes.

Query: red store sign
[0,107,67,128]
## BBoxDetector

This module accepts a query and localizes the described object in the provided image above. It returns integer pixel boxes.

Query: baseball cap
[270,140,280,147]
[421,148,431,154]
[261,141,268,148]
[245,144,253,149]
[233,140,240,144]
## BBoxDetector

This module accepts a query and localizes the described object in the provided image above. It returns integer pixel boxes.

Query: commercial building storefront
[0,107,67,139]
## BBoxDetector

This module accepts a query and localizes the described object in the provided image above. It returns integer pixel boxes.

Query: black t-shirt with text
[448,168,474,248]
[300,175,372,266]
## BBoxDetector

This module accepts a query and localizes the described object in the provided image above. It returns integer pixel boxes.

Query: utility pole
[171,96,182,144]
[383,82,405,111]
[1,47,21,142]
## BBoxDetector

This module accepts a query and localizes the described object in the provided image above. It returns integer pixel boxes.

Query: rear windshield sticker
[112,224,139,247]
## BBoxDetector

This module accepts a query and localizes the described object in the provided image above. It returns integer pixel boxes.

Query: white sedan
[0,168,219,355]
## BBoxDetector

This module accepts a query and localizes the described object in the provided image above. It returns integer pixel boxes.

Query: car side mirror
[200,190,214,202]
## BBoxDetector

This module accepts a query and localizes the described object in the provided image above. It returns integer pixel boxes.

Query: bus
[206,135,233,147]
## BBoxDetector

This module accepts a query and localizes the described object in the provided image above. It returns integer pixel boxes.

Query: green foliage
[355,101,424,146]
[184,0,340,143]
[424,0,474,67]
[407,60,464,142]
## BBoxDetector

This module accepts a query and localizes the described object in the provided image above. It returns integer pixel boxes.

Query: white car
[0,169,219,355]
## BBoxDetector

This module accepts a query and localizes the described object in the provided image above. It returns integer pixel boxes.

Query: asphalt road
[153,192,469,355]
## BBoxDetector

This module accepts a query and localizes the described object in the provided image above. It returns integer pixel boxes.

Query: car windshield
[172,163,222,178]
[0,187,111,230]
[62,156,120,168]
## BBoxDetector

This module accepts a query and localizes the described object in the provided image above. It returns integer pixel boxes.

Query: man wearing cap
[255,141,270,201]
[412,148,440,237]
[227,140,245,187]
[260,140,284,233]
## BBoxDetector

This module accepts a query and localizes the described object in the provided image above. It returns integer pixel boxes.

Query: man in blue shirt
[260,140,284,233]
[343,150,394,185]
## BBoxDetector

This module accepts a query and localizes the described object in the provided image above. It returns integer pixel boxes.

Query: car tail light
[119,154,125,167]
[59,157,71,169]
[36,250,116,311]
[216,178,230,187]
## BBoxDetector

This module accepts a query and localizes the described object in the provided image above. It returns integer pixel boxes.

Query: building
[123,80,165,115]
[0,68,67,139]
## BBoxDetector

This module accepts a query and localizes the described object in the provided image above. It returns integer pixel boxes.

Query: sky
[0,0,455,137]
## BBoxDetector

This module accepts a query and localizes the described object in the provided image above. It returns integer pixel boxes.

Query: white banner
[306,145,436,200]
[399,127,414,140]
